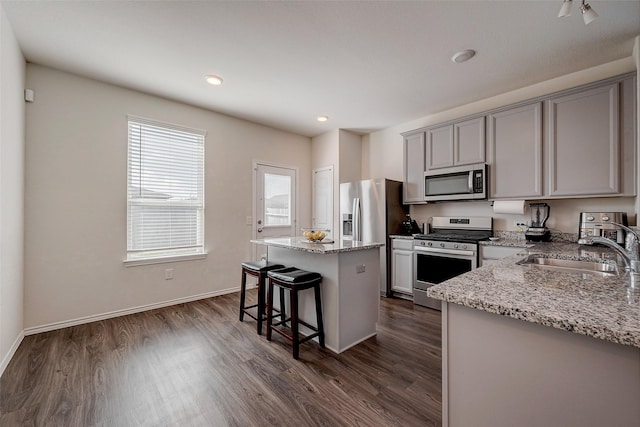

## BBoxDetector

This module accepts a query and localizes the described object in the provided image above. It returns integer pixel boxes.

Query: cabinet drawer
[391,239,414,250]
[480,245,525,260]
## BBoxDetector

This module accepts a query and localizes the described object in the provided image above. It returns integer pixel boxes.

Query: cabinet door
[488,102,543,199]
[548,83,620,197]
[403,132,425,203]
[426,125,454,169]
[391,249,414,294]
[454,116,486,166]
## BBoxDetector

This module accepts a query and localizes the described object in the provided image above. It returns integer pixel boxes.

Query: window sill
[124,252,208,267]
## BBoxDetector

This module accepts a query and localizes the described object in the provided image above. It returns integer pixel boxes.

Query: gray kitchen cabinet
[403,131,425,203]
[391,238,413,295]
[547,83,620,197]
[426,116,485,170]
[487,102,543,199]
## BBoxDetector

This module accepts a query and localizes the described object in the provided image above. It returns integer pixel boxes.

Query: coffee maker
[578,212,628,246]
[525,203,551,242]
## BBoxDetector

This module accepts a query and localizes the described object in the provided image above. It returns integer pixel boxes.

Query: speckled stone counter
[251,237,383,254]
[389,234,414,240]
[428,242,640,348]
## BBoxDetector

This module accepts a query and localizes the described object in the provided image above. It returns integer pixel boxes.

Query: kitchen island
[428,242,640,427]
[251,237,383,354]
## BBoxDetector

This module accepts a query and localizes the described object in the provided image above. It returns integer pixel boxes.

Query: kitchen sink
[516,255,619,276]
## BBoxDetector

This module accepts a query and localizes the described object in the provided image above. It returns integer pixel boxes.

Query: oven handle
[414,246,475,257]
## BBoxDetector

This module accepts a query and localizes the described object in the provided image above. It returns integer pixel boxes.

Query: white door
[312,166,333,239]
[253,162,297,260]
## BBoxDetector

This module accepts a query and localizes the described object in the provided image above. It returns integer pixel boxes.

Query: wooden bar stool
[239,260,285,335]
[266,267,325,360]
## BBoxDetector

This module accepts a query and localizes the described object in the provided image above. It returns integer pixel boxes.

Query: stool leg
[291,288,300,360]
[239,269,247,322]
[266,277,274,341]
[256,272,266,335]
[314,284,325,348]
[279,287,286,327]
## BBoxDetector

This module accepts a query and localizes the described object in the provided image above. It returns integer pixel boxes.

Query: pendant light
[557,0,597,24]
[557,0,572,18]
[580,1,598,25]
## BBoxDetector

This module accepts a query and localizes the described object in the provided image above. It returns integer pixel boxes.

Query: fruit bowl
[301,228,329,242]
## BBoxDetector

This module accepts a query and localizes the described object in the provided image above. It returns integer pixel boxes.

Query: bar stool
[239,260,285,335]
[266,267,325,360]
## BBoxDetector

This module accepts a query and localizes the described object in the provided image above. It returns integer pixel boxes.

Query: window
[127,116,205,262]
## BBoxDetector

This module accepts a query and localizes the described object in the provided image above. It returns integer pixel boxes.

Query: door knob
[257,228,263,232]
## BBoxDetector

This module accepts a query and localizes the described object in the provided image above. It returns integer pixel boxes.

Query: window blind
[127,116,205,260]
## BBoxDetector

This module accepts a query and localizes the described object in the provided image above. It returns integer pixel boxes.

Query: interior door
[312,166,333,238]
[253,162,297,260]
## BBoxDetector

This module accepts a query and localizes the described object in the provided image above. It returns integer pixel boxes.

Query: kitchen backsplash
[409,197,636,233]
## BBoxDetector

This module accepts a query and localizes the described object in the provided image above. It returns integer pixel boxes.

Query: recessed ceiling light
[317,115,329,122]
[205,75,223,86]
[451,49,476,63]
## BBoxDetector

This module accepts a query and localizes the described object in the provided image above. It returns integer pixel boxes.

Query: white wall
[338,129,362,184]
[0,5,26,374]
[365,57,638,232]
[634,36,640,218]
[24,64,312,330]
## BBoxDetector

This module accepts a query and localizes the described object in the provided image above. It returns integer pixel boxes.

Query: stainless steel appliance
[578,212,628,246]
[413,216,492,310]
[525,203,551,242]
[424,163,487,202]
[340,179,408,296]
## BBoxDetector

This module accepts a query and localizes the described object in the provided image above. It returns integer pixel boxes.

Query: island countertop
[251,237,383,254]
[427,242,640,348]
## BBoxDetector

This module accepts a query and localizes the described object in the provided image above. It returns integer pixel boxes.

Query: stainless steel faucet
[589,223,640,275]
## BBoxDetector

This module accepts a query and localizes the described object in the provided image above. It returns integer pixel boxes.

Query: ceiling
[2,1,639,137]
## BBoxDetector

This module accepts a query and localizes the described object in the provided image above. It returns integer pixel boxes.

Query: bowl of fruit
[301,228,329,243]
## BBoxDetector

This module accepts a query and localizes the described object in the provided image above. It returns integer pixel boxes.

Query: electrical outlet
[356,264,366,273]
[165,268,174,280]
[246,216,252,225]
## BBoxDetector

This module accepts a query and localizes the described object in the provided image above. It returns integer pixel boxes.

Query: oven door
[413,245,477,310]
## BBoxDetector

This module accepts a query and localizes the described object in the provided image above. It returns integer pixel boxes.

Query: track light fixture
[557,0,598,24]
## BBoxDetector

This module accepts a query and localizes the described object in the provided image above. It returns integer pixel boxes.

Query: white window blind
[127,116,205,261]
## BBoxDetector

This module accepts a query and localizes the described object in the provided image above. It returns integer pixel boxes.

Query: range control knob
[440,242,445,248]
[453,243,459,249]
[461,244,468,250]
[587,216,595,221]
[427,242,433,247]
[602,216,610,221]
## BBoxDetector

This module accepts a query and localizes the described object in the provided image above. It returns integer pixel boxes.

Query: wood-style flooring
[1,291,442,426]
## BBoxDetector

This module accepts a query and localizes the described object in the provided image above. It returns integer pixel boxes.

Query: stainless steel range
[413,216,493,310]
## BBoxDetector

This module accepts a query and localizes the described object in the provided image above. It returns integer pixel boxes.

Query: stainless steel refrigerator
[340,179,408,296]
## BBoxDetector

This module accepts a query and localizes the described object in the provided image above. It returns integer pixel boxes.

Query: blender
[525,203,551,242]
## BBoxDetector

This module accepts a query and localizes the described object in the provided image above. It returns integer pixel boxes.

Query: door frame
[252,160,299,260]
[312,165,334,238]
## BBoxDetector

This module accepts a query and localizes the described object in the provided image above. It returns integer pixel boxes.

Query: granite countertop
[428,242,640,348]
[251,237,384,254]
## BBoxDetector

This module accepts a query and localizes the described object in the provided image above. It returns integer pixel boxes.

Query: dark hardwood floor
[1,291,442,426]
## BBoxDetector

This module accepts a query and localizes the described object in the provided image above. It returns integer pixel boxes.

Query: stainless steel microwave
[424,163,487,202]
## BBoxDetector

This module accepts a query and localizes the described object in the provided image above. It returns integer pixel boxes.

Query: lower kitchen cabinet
[391,238,413,295]
[479,245,525,267]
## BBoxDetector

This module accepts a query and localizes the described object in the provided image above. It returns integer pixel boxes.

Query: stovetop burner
[413,216,493,243]
[413,230,492,243]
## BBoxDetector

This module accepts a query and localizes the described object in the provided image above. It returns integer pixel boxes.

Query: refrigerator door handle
[352,197,361,241]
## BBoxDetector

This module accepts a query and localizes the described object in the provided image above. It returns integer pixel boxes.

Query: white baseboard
[24,286,240,336]
[0,330,25,377]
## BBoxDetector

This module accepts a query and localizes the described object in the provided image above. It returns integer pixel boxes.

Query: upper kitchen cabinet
[547,76,636,198]
[403,131,425,204]
[488,102,543,199]
[426,116,485,170]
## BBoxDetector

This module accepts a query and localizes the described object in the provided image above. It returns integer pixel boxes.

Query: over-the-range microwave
[424,163,487,202]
